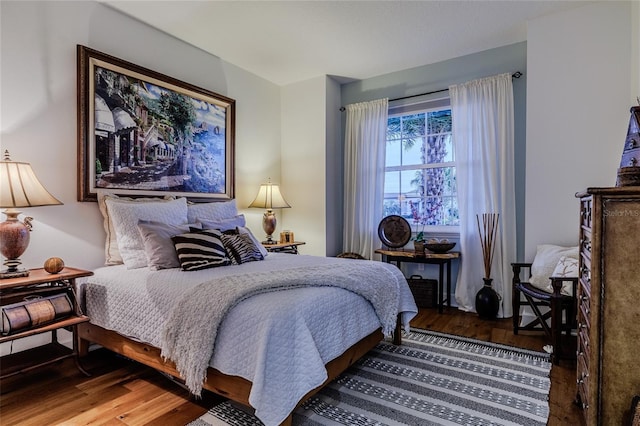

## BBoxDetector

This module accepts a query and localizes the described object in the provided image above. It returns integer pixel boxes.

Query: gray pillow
[198,214,246,232]
[137,220,202,270]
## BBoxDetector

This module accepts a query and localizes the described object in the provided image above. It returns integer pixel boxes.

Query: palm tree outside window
[384,103,459,237]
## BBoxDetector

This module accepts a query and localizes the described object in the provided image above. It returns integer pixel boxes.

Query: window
[384,102,459,232]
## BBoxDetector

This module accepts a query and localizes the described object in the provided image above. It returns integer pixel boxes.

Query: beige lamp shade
[248,181,291,210]
[0,150,62,278]
[1,152,63,208]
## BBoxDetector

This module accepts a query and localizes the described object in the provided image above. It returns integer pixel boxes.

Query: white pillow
[187,199,237,223]
[137,220,202,270]
[97,190,175,265]
[547,256,579,296]
[198,215,246,232]
[105,197,188,269]
[529,244,579,292]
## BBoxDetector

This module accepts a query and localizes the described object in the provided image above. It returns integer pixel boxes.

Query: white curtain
[343,98,389,260]
[449,73,516,318]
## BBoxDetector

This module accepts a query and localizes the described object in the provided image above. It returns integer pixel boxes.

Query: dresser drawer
[580,229,592,260]
[580,256,591,293]
[577,349,589,388]
[577,379,590,413]
[580,198,592,228]
[579,302,591,333]
[578,325,590,369]
[579,289,591,322]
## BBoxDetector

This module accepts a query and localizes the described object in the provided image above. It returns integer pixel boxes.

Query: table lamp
[248,179,290,244]
[0,150,63,278]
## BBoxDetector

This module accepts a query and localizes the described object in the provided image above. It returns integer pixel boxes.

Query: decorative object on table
[190,329,552,426]
[0,151,63,279]
[1,293,73,335]
[425,238,456,253]
[279,230,294,244]
[43,257,65,274]
[377,215,411,248]
[409,200,427,253]
[475,213,501,319]
[616,105,640,187]
[248,178,291,244]
[77,45,236,202]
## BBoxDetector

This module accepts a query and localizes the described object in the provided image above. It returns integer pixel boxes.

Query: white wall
[0,1,281,272]
[280,75,342,257]
[280,77,327,256]
[223,60,282,232]
[525,1,632,259]
[325,77,343,256]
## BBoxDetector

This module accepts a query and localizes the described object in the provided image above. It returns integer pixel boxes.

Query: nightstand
[263,241,306,254]
[0,267,93,378]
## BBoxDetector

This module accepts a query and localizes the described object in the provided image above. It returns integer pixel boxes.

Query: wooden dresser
[575,187,640,425]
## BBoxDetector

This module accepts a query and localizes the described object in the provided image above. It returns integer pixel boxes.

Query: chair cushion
[516,282,554,301]
[547,256,579,296]
[529,244,578,292]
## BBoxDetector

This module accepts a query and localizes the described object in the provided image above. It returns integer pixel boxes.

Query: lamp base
[0,267,29,279]
[261,236,277,245]
[261,210,278,245]
[1,209,32,279]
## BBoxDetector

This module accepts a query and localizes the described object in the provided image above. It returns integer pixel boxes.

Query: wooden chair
[512,262,578,364]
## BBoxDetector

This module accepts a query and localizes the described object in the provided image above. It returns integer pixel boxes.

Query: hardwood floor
[0,307,583,425]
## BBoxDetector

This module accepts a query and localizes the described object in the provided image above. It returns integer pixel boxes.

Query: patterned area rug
[188,328,552,426]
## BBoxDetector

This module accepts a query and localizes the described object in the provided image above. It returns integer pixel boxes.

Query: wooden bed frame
[78,318,402,426]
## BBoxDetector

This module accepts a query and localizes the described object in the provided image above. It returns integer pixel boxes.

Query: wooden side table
[263,241,306,254]
[0,267,93,378]
[375,248,460,314]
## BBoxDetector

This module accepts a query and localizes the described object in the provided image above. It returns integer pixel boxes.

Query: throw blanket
[160,262,401,396]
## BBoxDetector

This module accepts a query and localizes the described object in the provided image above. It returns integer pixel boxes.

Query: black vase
[475,278,500,319]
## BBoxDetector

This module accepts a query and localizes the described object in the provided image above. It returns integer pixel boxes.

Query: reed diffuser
[476,213,499,279]
[475,213,501,319]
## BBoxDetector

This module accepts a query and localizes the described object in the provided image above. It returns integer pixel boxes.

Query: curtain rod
[339,71,523,111]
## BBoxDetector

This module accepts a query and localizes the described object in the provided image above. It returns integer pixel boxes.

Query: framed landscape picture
[77,45,235,202]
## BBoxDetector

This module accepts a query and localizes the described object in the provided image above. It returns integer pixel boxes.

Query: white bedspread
[83,254,417,426]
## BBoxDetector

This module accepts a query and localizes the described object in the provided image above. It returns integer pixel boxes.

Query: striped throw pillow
[172,229,230,271]
[221,233,264,265]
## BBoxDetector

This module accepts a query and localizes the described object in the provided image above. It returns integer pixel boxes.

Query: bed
[78,194,418,426]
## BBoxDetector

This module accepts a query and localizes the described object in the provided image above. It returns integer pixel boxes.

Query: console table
[375,249,460,314]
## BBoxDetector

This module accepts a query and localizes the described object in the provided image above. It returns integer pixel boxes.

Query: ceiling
[104,1,594,86]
